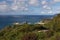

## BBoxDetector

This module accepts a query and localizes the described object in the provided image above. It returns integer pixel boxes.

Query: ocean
[0,15,54,29]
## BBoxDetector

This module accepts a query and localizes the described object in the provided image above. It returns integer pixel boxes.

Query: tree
[22,32,38,40]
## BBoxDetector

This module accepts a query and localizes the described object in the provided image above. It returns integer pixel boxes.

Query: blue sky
[0,0,60,15]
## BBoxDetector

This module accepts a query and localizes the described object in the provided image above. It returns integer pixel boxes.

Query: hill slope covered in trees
[0,14,60,40]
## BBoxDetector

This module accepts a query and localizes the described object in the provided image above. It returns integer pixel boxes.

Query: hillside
[0,14,60,40]
[45,14,60,32]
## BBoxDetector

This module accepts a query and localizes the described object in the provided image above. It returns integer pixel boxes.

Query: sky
[0,0,60,15]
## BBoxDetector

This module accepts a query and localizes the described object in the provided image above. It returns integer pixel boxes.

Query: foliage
[0,14,60,40]
[22,32,38,40]
[45,14,60,32]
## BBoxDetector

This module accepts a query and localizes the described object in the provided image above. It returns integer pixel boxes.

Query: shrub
[22,32,38,40]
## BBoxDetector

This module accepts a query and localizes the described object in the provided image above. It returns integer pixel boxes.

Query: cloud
[29,0,39,6]
[41,11,45,14]
[48,11,53,13]
[0,0,41,13]
[0,1,10,12]
[11,5,18,10]
[0,1,11,12]
[6,0,13,1]
[41,10,53,15]
[54,0,60,2]
[0,0,58,15]
[10,0,29,11]
[50,0,60,4]
[41,0,52,10]
[55,8,60,13]
[41,1,47,5]
[43,5,51,10]
[0,0,29,12]
[43,5,47,8]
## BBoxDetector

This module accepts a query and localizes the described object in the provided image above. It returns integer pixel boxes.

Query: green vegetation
[0,14,60,40]
[45,14,60,32]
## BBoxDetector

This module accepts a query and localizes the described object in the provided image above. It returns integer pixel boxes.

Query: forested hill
[45,14,60,32]
[0,14,60,40]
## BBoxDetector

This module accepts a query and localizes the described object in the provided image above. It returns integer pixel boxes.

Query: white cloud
[0,1,10,12]
[0,0,55,14]
[0,0,41,12]
[43,5,47,8]
[0,0,29,12]
[41,11,45,14]
[47,7,51,10]
[54,0,60,2]
[48,11,53,13]
[29,0,39,6]
[11,0,28,11]
[50,0,60,4]
[41,1,47,5]
[55,8,60,13]
[11,5,18,10]
[43,5,51,10]
[6,0,13,1]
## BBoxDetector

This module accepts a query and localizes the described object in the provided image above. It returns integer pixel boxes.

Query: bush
[22,32,38,40]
